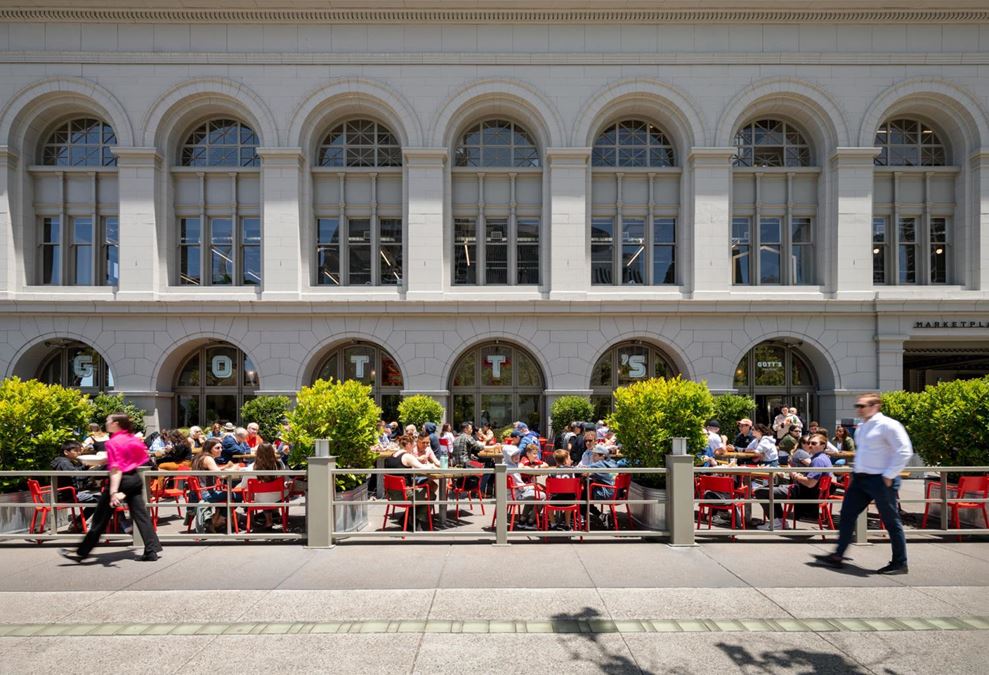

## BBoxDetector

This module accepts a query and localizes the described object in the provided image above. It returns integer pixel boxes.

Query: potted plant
[89,392,147,434]
[397,394,444,430]
[608,376,713,530]
[285,379,380,532]
[240,395,291,446]
[0,378,90,534]
[550,395,594,438]
[712,393,756,433]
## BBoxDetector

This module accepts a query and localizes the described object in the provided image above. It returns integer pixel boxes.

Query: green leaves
[712,394,756,429]
[397,395,444,429]
[284,379,380,490]
[240,395,291,444]
[89,393,147,434]
[607,376,713,472]
[0,378,91,491]
[550,395,595,434]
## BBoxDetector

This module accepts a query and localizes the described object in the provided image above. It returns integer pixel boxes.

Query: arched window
[733,119,811,168]
[449,343,545,433]
[313,342,404,421]
[872,118,952,285]
[733,341,817,425]
[590,118,679,286]
[313,119,404,286]
[174,118,261,286]
[452,119,543,286]
[731,118,817,286]
[589,342,677,419]
[317,120,402,168]
[35,118,119,286]
[174,343,259,427]
[37,341,114,394]
[874,119,947,167]
[42,118,117,167]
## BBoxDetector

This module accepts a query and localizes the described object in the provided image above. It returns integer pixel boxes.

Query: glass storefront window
[450,343,545,433]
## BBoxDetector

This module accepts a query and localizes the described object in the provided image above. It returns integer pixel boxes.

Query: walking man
[813,393,912,574]
[61,413,163,563]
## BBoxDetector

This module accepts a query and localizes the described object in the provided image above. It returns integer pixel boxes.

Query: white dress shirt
[852,412,913,480]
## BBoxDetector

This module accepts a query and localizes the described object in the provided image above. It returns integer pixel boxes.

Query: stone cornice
[2,8,989,24]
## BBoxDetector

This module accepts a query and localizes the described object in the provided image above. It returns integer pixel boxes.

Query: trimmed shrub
[712,393,756,430]
[240,395,292,445]
[285,379,380,491]
[89,393,147,435]
[550,395,594,435]
[0,378,91,491]
[398,395,444,430]
[905,377,989,467]
[608,376,714,486]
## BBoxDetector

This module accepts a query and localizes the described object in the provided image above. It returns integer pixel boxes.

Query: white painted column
[688,147,734,297]
[112,147,161,299]
[258,147,304,299]
[876,334,907,392]
[547,147,591,300]
[0,146,19,297]
[831,147,880,298]
[404,148,447,300]
[969,150,989,290]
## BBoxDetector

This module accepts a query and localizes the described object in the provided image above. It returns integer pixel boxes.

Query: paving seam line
[3,616,988,637]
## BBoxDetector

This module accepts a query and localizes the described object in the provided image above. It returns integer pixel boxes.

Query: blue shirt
[220,435,248,464]
[806,452,833,480]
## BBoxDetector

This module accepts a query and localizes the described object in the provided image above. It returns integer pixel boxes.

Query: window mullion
[754,172,762,286]
[90,171,98,286]
[231,172,239,286]
[892,171,900,284]
[198,171,207,286]
[508,172,518,286]
[478,172,486,285]
[615,172,624,286]
[58,171,67,284]
[338,172,348,284]
[784,172,793,285]
[647,171,656,285]
[923,170,932,285]
[370,172,379,286]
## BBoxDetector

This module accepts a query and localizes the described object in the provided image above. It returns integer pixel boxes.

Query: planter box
[628,480,667,532]
[0,490,33,534]
[922,478,989,528]
[334,481,369,533]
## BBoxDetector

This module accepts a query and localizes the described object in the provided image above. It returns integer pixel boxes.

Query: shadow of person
[717,642,871,674]
[804,560,875,578]
[550,607,654,675]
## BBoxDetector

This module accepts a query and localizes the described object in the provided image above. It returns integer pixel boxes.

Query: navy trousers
[835,473,907,566]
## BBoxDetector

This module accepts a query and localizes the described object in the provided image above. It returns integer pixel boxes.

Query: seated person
[728,418,754,451]
[698,419,724,467]
[414,434,439,466]
[569,423,597,466]
[584,444,618,525]
[746,424,780,466]
[503,444,544,529]
[756,432,832,529]
[476,422,496,446]
[519,441,548,483]
[82,423,110,453]
[237,442,286,529]
[189,438,244,532]
[245,422,264,449]
[547,449,577,530]
[50,440,101,532]
[219,424,249,465]
[452,421,489,467]
[384,435,436,527]
[776,426,800,467]
[155,429,193,471]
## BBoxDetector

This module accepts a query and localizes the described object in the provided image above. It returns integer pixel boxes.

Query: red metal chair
[782,474,835,540]
[381,475,433,534]
[150,474,189,524]
[27,479,85,535]
[541,477,584,531]
[490,473,544,531]
[243,478,289,531]
[450,461,485,516]
[921,475,989,540]
[695,475,747,530]
[588,473,633,530]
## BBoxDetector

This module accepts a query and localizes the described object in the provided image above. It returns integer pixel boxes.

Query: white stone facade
[2,2,989,431]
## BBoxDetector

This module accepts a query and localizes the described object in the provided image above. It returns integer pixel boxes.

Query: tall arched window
[590,119,679,286]
[37,340,114,394]
[313,342,404,421]
[174,118,261,286]
[34,118,118,286]
[733,341,817,425]
[449,343,545,433]
[589,341,677,419]
[452,119,542,286]
[731,118,817,286]
[174,343,259,427]
[313,119,404,286]
[872,118,952,285]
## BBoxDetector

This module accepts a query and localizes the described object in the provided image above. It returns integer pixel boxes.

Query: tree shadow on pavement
[715,642,872,674]
[550,607,653,675]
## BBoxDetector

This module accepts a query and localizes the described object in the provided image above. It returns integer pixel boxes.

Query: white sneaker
[756,519,784,531]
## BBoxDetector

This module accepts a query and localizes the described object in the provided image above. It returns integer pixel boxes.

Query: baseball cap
[591,444,611,458]
[738,418,753,426]
[705,419,721,430]
[596,427,608,440]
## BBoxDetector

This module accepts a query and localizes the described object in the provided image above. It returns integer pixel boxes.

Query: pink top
[106,430,149,473]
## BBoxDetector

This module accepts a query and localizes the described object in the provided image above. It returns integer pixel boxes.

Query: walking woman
[61,413,163,563]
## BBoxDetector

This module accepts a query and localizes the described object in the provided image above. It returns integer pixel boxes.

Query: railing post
[854,498,869,545]
[666,452,696,547]
[133,469,147,550]
[494,463,508,546]
[939,471,949,531]
[47,473,58,537]
[306,442,336,548]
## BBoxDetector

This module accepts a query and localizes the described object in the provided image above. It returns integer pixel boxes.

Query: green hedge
[397,395,444,429]
[240,395,291,445]
[550,395,594,436]
[712,393,756,430]
[89,393,147,434]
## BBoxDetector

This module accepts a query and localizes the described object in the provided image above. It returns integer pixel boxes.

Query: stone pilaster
[547,147,591,300]
[831,147,880,298]
[111,147,161,299]
[969,149,989,290]
[258,147,304,299]
[404,148,448,300]
[688,147,734,297]
[876,334,907,392]
[0,146,19,297]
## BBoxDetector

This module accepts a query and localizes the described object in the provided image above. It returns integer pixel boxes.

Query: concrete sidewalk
[0,539,987,674]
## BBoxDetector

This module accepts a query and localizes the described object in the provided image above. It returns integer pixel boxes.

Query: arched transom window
[450,343,545,433]
[731,118,817,286]
[589,341,677,419]
[317,120,402,168]
[590,118,680,286]
[872,118,953,285]
[37,341,114,394]
[452,119,543,286]
[313,342,404,421]
[174,343,260,427]
[35,118,119,286]
[174,118,261,287]
[313,119,404,286]
[592,120,674,168]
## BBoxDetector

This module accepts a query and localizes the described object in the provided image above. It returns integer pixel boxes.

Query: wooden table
[831,451,856,461]
[721,451,760,461]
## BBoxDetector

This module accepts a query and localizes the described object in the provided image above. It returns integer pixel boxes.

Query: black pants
[77,471,162,557]
[835,473,906,566]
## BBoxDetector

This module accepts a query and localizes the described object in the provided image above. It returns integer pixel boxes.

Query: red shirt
[246,434,263,449]
[106,430,149,473]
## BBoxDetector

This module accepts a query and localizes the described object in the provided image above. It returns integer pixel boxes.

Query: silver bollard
[494,463,508,546]
[306,452,337,548]
[666,452,696,547]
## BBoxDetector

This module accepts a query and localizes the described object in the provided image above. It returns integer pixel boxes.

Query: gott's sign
[914,320,989,329]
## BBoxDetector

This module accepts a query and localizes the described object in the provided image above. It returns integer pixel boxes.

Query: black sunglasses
[854,403,875,409]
